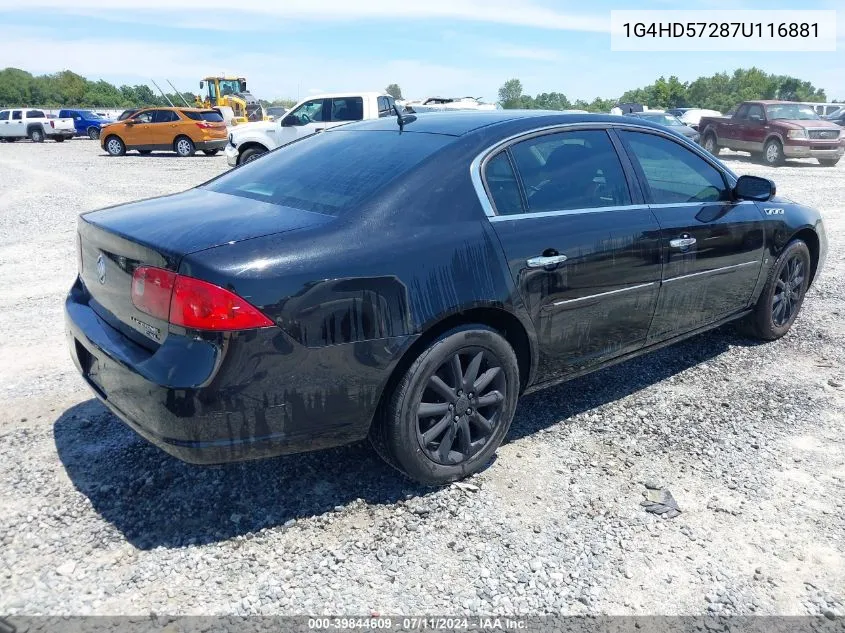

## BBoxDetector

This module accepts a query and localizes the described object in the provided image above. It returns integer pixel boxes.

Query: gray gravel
[0,140,843,616]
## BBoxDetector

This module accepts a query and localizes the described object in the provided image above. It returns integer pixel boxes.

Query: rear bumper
[65,277,410,464]
[196,139,227,151]
[225,143,239,166]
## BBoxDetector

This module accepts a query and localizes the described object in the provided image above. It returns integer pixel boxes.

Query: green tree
[385,83,402,99]
[498,78,524,109]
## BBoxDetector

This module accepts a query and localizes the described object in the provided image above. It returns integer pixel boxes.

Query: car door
[151,109,181,148]
[616,129,765,341]
[9,110,25,137]
[482,127,663,382]
[743,103,768,152]
[0,110,9,137]
[277,98,327,146]
[121,110,154,147]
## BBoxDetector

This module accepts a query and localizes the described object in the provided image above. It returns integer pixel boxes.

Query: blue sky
[0,0,842,103]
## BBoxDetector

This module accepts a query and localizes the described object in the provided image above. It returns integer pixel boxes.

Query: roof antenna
[393,104,416,131]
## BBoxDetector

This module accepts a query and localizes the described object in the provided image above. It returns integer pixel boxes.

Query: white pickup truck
[225,92,398,166]
[0,108,76,142]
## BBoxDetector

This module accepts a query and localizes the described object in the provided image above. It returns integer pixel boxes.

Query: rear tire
[104,135,125,156]
[88,127,100,140]
[239,147,266,164]
[741,240,811,341]
[54,136,65,143]
[202,149,219,156]
[702,132,720,156]
[818,158,840,167]
[370,326,519,485]
[29,128,44,143]
[174,136,195,157]
[763,138,785,166]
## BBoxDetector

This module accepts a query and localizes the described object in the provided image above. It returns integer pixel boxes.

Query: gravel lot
[0,139,843,617]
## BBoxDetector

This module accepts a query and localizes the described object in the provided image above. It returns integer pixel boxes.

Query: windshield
[218,79,241,96]
[766,104,820,120]
[640,113,683,126]
[204,130,451,216]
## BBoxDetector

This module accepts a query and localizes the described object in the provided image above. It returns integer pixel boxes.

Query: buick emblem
[96,254,106,284]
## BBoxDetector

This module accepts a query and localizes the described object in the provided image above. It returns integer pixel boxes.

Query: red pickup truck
[699,101,844,167]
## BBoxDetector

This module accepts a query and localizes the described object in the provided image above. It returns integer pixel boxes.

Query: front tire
[29,128,44,143]
[104,135,126,156]
[818,158,840,167]
[88,127,100,140]
[763,138,785,166]
[239,147,266,164]
[174,136,195,157]
[742,240,811,341]
[370,326,520,485]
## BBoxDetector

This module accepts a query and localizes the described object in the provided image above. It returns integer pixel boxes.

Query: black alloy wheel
[371,326,519,485]
[416,348,507,465]
[772,254,805,327]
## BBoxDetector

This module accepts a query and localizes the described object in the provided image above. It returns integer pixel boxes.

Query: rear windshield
[182,110,225,122]
[203,130,451,216]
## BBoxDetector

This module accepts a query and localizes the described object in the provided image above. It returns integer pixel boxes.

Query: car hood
[82,187,334,258]
[774,119,841,130]
[230,120,275,137]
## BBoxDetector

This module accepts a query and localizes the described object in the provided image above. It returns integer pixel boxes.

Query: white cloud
[0,0,610,32]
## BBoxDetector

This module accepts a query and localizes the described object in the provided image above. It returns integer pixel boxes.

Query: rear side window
[330,97,364,122]
[0,111,8,121]
[508,130,632,212]
[12,111,22,120]
[181,110,222,122]
[181,110,202,120]
[153,110,179,123]
[204,130,451,216]
[620,131,728,204]
[484,152,523,215]
[26,110,45,118]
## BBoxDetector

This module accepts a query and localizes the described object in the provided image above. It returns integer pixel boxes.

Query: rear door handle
[669,237,697,249]
[527,254,568,268]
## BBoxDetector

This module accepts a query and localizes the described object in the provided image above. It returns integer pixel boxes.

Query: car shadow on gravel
[54,324,760,550]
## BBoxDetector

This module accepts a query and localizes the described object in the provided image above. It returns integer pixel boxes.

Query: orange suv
[100,107,228,157]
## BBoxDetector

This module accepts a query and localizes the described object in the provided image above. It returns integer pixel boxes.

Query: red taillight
[131,266,273,331]
[50,120,55,128]
[195,122,211,129]
[132,267,175,321]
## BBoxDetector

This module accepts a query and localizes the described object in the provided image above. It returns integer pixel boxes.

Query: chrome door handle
[526,254,568,268]
[669,237,697,248]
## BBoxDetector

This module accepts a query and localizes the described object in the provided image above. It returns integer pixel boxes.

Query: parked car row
[0,108,75,142]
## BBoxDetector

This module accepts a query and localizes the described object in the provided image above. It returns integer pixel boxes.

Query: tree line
[499,68,834,113]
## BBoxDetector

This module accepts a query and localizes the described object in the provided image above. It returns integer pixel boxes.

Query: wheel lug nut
[466,408,472,414]
[457,390,463,396]
[448,404,454,410]
[454,416,459,422]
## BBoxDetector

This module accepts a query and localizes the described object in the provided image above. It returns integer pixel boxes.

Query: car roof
[333,110,647,137]
[302,92,389,101]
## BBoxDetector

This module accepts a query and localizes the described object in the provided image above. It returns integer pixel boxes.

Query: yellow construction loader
[196,76,267,125]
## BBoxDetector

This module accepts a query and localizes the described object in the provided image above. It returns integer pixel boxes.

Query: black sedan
[627,111,701,143]
[66,111,827,485]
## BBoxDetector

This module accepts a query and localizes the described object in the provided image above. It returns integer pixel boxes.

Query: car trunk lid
[78,188,333,346]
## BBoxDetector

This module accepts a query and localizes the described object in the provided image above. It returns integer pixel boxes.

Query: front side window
[747,104,765,121]
[507,130,632,213]
[0,111,8,121]
[484,152,523,215]
[12,111,22,120]
[330,97,364,122]
[620,130,728,204]
[286,99,324,125]
[133,111,154,123]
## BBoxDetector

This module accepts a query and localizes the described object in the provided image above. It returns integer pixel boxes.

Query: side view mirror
[734,175,775,201]
[280,116,296,127]
[199,81,204,89]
